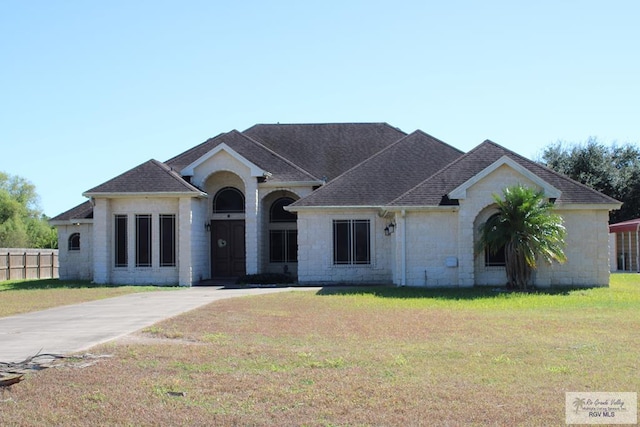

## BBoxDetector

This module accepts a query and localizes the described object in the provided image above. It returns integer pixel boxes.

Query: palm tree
[476,185,567,291]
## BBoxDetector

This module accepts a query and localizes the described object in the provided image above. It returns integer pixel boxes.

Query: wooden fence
[0,248,59,281]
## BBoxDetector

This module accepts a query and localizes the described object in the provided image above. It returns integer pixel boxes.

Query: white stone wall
[57,223,93,281]
[92,198,110,284]
[400,210,460,287]
[534,209,611,287]
[457,164,611,287]
[189,197,209,283]
[297,209,392,284]
[460,164,540,287]
[95,197,181,286]
[609,233,617,272]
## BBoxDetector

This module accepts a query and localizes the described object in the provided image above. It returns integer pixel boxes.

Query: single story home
[50,123,621,287]
[609,218,640,272]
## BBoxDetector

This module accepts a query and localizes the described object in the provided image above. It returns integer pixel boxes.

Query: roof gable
[389,140,621,207]
[448,155,562,200]
[166,130,317,183]
[181,142,267,178]
[292,130,463,207]
[84,159,204,196]
[50,200,93,223]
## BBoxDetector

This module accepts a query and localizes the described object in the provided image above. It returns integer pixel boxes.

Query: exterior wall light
[384,222,396,236]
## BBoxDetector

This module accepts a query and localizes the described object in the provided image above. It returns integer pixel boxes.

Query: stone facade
[297,209,393,285]
[52,126,618,288]
[57,222,93,281]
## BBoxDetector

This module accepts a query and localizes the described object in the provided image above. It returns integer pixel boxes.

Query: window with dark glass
[159,214,176,267]
[68,233,80,251]
[333,219,370,265]
[484,214,506,267]
[269,197,296,222]
[115,215,128,267]
[136,214,152,267]
[270,230,297,262]
[485,246,506,266]
[269,198,297,263]
[213,187,245,213]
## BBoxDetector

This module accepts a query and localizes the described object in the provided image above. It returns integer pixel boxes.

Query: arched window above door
[213,187,245,213]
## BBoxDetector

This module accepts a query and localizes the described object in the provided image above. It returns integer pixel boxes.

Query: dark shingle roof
[165,130,316,182]
[389,140,621,206]
[50,200,94,222]
[293,130,463,207]
[84,159,204,195]
[243,123,407,181]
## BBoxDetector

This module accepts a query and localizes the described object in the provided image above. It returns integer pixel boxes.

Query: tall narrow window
[115,215,128,267]
[269,197,297,263]
[484,214,506,267]
[333,219,370,265]
[160,214,176,267]
[68,233,80,251]
[136,214,152,267]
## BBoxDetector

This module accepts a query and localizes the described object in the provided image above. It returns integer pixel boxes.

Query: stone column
[92,198,110,284]
[178,197,193,286]
[245,178,259,275]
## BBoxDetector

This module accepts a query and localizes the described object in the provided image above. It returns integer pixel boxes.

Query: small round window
[213,187,245,213]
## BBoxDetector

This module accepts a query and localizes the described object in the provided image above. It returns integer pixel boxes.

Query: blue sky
[1,1,638,217]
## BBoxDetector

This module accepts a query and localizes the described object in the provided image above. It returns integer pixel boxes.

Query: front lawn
[0,279,166,318]
[1,275,639,426]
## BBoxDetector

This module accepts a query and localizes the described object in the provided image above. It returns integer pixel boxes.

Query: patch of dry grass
[1,276,639,426]
[0,279,166,318]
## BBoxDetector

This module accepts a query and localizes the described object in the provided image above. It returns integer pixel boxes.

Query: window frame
[159,214,176,267]
[68,232,80,251]
[213,187,245,214]
[135,214,152,268]
[333,219,371,265]
[483,213,506,267]
[269,229,298,263]
[114,214,128,268]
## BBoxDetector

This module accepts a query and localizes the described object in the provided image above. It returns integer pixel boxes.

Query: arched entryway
[473,205,507,286]
[210,184,246,278]
[261,191,299,276]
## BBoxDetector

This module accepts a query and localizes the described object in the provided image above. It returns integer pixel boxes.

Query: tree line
[0,171,57,248]
[539,137,640,223]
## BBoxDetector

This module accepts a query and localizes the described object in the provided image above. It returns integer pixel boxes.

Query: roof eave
[553,202,622,211]
[260,180,324,188]
[286,205,383,212]
[83,191,207,198]
[385,205,461,212]
[49,218,94,226]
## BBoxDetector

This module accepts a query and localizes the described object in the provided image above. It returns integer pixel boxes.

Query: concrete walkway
[0,286,318,362]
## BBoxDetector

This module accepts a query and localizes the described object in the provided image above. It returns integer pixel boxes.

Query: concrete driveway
[0,286,317,362]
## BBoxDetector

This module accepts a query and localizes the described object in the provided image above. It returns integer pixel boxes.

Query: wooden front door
[211,220,246,278]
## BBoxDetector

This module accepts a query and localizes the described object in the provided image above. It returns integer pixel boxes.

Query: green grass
[0,279,171,318]
[318,275,640,310]
[1,274,639,426]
